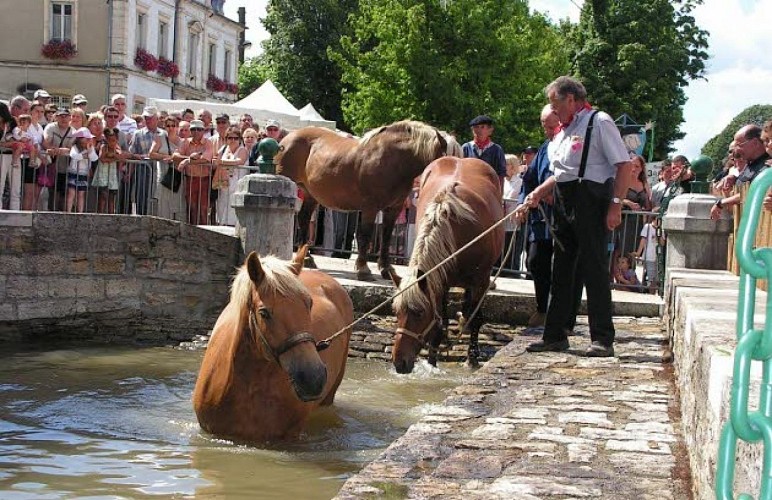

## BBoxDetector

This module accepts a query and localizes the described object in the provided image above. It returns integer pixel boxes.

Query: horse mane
[359,120,442,164]
[440,131,463,157]
[230,255,312,317]
[393,184,477,314]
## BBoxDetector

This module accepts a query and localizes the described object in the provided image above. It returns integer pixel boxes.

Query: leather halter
[248,308,319,364]
[395,307,442,347]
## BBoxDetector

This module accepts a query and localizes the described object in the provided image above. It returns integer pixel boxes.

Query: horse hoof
[304,255,317,269]
[356,269,375,282]
[464,357,480,369]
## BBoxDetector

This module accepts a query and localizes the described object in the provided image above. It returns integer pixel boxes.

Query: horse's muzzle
[393,357,415,374]
[288,362,328,402]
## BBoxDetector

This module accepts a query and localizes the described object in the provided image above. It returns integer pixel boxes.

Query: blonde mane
[230,255,311,313]
[359,120,442,164]
[393,187,477,314]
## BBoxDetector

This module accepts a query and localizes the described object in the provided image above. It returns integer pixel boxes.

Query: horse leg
[355,211,376,281]
[297,197,319,268]
[376,204,402,279]
[428,291,448,367]
[463,283,487,368]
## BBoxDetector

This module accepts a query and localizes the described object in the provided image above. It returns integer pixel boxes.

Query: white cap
[33,89,51,99]
[72,127,93,139]
[141,106,159,118]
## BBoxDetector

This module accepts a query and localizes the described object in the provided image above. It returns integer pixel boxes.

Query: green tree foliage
[240,0,357,129]
[568,0,709,158]
[238,54,274,100]
[331,0,570,151]
[701,105,772,175]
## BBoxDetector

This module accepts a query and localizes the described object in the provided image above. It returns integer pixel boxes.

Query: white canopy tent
[149,80,335,130]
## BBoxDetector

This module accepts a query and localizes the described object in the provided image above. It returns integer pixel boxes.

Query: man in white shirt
[111,94,137,136]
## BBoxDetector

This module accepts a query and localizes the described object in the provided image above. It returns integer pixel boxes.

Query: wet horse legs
[355,213,376,281]
[463,284,487,368]
[376,205,402,279]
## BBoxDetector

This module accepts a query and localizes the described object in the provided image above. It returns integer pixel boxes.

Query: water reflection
[0,343,465,499]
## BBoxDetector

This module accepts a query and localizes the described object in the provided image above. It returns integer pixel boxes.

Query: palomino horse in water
[390,157,503,374]
[275,120,447,281]
[192,246,353,443]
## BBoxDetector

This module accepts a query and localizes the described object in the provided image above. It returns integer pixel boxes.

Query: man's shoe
[585,341,615,358]
[526,339,569,353]
[527,311,546,328]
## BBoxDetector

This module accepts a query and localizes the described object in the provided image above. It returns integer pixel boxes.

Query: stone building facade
[0,0,244,113]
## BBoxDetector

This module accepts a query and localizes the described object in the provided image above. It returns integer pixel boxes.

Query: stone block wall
[666,268,764,499]
[0,212,241,344]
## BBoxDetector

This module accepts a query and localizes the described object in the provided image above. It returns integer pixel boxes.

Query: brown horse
[192,246,353,443]
[275,120,447,281]
[390,157,504,374]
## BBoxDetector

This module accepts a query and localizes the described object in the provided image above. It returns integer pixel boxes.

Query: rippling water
[0,343,466,499]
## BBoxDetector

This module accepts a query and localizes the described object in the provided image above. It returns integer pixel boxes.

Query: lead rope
[315,202,531,351]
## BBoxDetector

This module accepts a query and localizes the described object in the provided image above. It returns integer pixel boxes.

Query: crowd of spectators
[0,90,285,225]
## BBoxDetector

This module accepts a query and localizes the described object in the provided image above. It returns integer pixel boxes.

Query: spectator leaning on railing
[712,124,770,220]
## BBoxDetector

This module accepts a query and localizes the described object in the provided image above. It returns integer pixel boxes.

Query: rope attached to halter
[315,202,527,347]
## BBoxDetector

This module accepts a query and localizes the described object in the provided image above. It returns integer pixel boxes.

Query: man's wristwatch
[611,197,622,205]
[714,199,723,209]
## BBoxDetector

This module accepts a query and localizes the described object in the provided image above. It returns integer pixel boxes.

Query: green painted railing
[716,167,772,499]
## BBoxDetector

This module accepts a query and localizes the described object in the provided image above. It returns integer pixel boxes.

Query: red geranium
[157,57,179,78]
[41,39,77,60]
[226,82,239,95]
[207,74,227,93]
[135,48,159,72]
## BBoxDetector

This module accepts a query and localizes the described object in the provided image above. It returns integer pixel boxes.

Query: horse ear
[388,268,402,288]
[435,130,447,154]
[291,244,308,275]
[246,251,265,286]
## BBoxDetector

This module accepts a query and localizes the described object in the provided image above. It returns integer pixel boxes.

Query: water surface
[0,344,466,499]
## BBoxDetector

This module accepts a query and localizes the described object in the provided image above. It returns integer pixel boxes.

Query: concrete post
[232,174,298,259]
[662,194,733,271]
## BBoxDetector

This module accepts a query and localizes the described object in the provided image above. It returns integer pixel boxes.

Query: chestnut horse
[275,120,447,281]
[391,157,503,374]
[192,246,353,443]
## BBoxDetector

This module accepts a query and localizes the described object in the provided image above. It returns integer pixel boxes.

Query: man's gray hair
[10,95,30,109]
[111,93,126,103]
[540,103,556,120]
[545,76,587,101]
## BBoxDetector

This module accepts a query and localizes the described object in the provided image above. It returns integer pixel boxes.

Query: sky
[224,0,772,159]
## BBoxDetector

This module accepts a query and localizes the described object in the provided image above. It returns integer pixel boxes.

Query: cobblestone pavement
[335,317,692,499]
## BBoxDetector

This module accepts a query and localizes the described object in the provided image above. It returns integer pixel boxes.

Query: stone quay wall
[666,268,763,499]
[0,212,241,344]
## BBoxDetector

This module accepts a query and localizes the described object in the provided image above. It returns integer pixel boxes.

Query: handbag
[159,136,182,192]
[211,145,229,191]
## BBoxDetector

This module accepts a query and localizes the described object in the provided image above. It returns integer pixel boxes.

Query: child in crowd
[67,128,98,212]
[93,127,122,214]
[635,216,665,293]
[11,114,38,168]
[614,253,641,291]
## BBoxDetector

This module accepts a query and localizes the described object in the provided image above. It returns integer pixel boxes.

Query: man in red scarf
[462,114,506,191]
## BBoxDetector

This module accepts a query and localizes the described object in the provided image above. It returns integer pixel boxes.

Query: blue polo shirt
[518,139,553,242]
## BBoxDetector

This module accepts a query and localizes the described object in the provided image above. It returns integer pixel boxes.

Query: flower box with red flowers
[157,57,179,79]
[226,82,239,95]
[206,74,227,93]
[134,48,159,72]
[41,39,77,60]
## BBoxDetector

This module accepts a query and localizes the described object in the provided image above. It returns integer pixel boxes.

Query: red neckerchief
[473,138,491,150]
[559,102,593,130]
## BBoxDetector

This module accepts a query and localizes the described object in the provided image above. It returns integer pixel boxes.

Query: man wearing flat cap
[462,114,506,190]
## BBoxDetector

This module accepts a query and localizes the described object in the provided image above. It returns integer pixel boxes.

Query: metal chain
[715,167,772,499]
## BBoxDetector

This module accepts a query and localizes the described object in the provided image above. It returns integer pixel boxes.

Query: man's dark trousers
[542,179,615,346]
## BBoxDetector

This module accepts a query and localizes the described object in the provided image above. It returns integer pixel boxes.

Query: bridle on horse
[395,305,443,348]
[248,303,330,365]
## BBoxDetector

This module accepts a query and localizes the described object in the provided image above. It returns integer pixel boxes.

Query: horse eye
[258,307,271,319]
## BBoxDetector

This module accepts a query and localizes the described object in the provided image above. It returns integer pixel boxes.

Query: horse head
[241,245,328,401]
[390,268,443,374]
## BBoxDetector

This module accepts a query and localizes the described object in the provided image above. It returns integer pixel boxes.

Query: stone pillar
[233,174,298,259]
[662,194,733,271]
